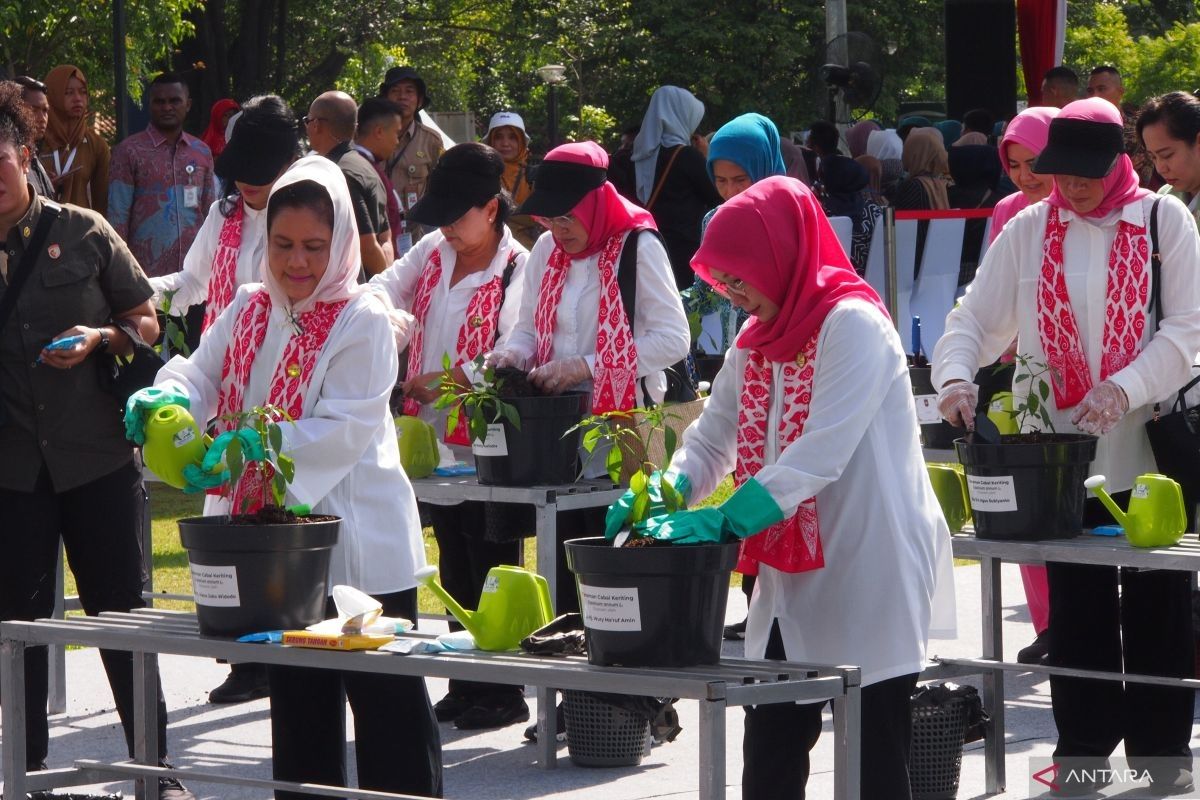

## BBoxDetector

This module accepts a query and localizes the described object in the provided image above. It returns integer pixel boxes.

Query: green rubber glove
[604,472,692,540]
[196,428,266,482]
[124,386,190,445]
[180,462,228,495]
[719,477,784,539]
[639,507,731,544]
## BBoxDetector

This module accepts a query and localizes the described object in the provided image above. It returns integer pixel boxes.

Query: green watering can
[143,404,211,490]
[1084,473,1187,547]
[986,392,1020,435]
[927,463,971,532]
[415,564,553,651]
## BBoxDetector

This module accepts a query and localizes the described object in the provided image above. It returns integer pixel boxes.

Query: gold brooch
[22,226,31,238]
[286,363,301,378]
[795,354,807,367]
[469,315,484,328]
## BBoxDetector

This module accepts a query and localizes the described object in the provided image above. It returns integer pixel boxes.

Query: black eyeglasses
[302,115,325,126]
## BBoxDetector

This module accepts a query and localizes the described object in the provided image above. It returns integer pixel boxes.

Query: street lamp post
[536,64,567,149]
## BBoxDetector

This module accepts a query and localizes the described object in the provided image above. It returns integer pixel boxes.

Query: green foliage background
[4,1,1199,149]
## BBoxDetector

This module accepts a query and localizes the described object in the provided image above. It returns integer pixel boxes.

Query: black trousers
[268,588,443,799]
[0,461,169,766]
[553,506,607,613]
[1048,494,1195,764]
[425,501,522,701]
[743,621,917,800]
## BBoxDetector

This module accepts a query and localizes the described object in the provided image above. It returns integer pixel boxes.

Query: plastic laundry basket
[909,694,970,800]
[563,690,652,767]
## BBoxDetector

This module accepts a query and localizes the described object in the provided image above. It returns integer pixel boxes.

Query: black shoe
[523,702,566,743]
[159,776,196,800]
[454,697,530,730]
[433,693,474,722]
[1146,766,1194,796]
[1017,630,1050,665]
[208,663,268,704]
[723,619,747,641]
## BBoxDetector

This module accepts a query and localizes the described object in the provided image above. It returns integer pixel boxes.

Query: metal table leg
[133,650,160,800]
[534,501,558,609]
[698,698,727,800]
[2,639,29,799]
[980,555,1006,793]
[49,547,67,714]
[535,684,557,769]
[833,680,862,800]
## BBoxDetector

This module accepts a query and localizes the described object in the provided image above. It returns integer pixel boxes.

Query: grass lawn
[59,476,743,619]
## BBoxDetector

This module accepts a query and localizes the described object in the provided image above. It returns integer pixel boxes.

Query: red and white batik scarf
[735,334,825,575]
[213,288,348,511]
[534,233,638,413]
[202,199,245,331]
[403,247,510,444]
[1036,206,1149,410]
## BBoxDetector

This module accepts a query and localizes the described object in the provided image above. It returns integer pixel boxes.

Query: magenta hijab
[1045,98,1150,219]
[990,106,1059,239]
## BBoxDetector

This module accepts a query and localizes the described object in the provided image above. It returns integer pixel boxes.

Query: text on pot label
[189,564,241,607]
[914,394,941,425]
[966,475,1018,512]
[579,585,642,631]
[471,424,508,457]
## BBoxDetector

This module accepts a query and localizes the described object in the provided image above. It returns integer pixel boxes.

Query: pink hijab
[990,106,1059,239]
[691,176,888,363]
[1045,98,1150,219]
[547,142,656,258]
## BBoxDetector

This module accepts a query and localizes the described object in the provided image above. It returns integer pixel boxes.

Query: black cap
[1033,117,1125,179]
[379,66,430,109]
[407,143,503,227]
[515,160,608,217]
[215,117,301,185]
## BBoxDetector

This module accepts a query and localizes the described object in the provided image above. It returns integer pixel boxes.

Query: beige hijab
[902,128,950,209]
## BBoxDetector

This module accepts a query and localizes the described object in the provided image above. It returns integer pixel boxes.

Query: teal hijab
[935,119,963,147]
[706,113,786,183]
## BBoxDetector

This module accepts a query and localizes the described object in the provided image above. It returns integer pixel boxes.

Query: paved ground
[2,562,1198,799]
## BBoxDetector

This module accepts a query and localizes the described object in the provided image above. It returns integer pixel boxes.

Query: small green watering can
[415,564,553,651]
[1084,473,1187,547]
[143,404,210,490]
[927,463,971,532]
[986,392,1020,435]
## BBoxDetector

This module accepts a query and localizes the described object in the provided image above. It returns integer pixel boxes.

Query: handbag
[96,316,165,407]
[1142,197,1200,527]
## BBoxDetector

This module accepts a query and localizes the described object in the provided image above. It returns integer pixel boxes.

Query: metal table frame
[923,531,1200,795]
[1,609,862,800]
[407,476,625,604]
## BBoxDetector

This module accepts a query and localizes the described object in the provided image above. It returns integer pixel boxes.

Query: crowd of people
[2,54,1200,800]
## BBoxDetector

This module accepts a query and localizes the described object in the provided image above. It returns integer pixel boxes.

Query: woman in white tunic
[488,141,691,610]
[630,176,955,800]
[132,155,442,798]
[150,95,301,342]
[367,142,531,730]
[934,98,1200,795]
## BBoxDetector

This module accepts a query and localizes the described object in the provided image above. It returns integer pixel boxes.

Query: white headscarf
[866,128,904,161]
[262,154,362,315]
[631,85,705,203]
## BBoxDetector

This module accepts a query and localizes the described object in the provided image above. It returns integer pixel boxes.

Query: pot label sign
[471,424,508,457]
[579,584,641,631]
[189,564,241,607]
[965,475,1018,512]
[914,394,941,424]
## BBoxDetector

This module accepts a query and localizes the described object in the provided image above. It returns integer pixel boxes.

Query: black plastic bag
[912,682,989,744]
[521,613,587,657]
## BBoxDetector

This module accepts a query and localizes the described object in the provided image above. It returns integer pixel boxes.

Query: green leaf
[442,352,453,370]
[470,416,489,445]
[277,454,296,482]
[1027,393,1040,414]
[268,423,283,455]
[661,475,683,513]
[630,470,646,495]
[1039,380,1050,401]
[501,402,520,430]
[606,444,624,483]
[1015,372,1032,382]
[663,425,678,466]
[631,490,650,524]
[582,425,601,453]
[226,437,244,484]
[272,471,287,505]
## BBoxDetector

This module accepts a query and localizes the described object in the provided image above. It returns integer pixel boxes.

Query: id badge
[406,192,419,209]
[395,232,413,255]
[183,185,201,208]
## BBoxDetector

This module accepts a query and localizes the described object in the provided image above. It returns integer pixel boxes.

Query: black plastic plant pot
[910,366,960,449]
[474,391,589,487]
[179,515,340,638]
[564,537,739,668]
[954,434,1098,541]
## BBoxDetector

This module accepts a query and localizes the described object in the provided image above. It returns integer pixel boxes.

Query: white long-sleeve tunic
[366,227,527,454]
[932,194,1200,493]
[499,229,691,404]
[671,300,956,686]
[157,284,426,596]
[149,198,267,312]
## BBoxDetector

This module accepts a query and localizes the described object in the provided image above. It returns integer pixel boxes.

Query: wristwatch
[96,327,111,354]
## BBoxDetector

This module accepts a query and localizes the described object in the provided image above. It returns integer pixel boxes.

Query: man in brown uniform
[380,66,443,254]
